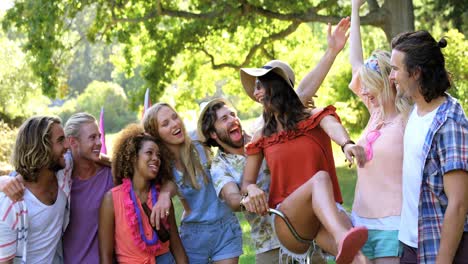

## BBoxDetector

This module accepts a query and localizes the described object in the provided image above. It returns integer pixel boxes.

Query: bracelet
[340,139,355,153]
[239,194,248,211]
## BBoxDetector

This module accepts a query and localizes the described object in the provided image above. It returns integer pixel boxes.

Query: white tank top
[399,105,438,247]
[24,187,67,264]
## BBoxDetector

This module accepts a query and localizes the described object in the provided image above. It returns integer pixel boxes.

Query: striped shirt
[418,95,468,263]
[0,153,72,263]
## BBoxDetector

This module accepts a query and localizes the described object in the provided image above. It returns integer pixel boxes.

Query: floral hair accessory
[364,54,381,74]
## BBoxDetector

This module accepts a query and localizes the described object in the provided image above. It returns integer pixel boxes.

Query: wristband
[341,139,355,153]
[239,194,248,211]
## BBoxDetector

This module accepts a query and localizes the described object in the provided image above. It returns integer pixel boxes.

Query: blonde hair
[64,112,96,138]
[359,50,412,120]
[142,103,208,189]
[12,116,62,182]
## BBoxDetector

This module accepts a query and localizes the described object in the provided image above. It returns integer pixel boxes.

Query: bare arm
[241,131,268,215]
[151,180,177,229]
[220,182,243,212]
[167,202,188,264]
[98,191,115,264]
[350,0,365,72]
[349,0,374,110]
[436,170,468,264]
[296,17,350,103]
[318,114,366,167]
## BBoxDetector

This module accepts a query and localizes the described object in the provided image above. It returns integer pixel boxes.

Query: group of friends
[0,1,467,264]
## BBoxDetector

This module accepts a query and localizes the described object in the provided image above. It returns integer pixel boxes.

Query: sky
[0,0,13,12]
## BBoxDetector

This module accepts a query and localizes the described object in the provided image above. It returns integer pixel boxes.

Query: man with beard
[0,116,72,264]
[198,98,285,263]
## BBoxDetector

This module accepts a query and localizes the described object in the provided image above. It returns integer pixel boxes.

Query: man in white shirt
[390,30,468,264]
[0,116,72,264]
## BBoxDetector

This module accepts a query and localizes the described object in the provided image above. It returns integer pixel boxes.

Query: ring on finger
[165,211,169,216]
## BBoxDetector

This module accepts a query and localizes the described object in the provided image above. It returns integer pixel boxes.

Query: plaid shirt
[418,95,468,263]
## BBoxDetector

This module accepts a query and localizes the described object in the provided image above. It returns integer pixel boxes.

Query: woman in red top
[240,61,368,264]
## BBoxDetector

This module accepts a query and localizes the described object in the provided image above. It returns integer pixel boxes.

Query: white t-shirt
[25,187,67,264]
[399,106,438,247]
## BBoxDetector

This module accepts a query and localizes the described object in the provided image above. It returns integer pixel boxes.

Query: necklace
[128,180,159,245]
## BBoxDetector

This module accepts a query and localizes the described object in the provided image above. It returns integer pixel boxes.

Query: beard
[216,128,244,149]
[48,155,65,172]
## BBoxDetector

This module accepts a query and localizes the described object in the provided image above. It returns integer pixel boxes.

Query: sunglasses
[365,129,381,161]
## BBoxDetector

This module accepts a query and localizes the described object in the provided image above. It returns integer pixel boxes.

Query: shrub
[0,121,17,167]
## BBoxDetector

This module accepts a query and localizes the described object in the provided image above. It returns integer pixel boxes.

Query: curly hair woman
[98,124,187,264]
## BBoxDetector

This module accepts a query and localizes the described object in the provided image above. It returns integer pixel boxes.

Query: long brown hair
[258,71,310,137]
[12,116,62,182]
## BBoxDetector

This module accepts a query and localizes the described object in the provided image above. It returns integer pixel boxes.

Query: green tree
[54,81,137,132]
[5,0,461,101]
[0,18,48,125]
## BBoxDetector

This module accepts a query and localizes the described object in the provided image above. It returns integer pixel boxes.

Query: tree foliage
[0,20,49,125]
[53,81,137,133]
[1,0,466,134]
[2,0,420,101]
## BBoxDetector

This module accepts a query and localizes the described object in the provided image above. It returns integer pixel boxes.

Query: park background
[0,0,467,262]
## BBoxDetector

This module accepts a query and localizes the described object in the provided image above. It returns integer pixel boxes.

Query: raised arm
[349,0,374,110]
[98,191,115,264]
[350,0,365,73]
[296,17,350,104]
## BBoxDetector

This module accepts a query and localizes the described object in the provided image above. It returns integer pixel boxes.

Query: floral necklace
[122,178,162,254]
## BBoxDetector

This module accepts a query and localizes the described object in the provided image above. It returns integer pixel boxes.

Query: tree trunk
[382,0,415,41]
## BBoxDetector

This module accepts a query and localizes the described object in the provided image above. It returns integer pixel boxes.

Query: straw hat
[197,97,232,143]
[240,60,295,101]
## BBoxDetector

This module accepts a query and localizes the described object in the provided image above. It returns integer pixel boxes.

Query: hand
[344,144,367,168]
[352,0,366,8]
[327,17,350,55]
[244,184,268,215]
[151,191,172,230]
[98,153,111,167]
[1,176,25,202]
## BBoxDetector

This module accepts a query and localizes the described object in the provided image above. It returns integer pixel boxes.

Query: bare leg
[273,171,367,263]
[374,257,400,264]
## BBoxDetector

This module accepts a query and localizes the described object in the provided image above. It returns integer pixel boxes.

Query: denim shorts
[179,213,243,263]
[361,229,402,259]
